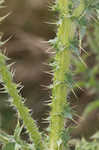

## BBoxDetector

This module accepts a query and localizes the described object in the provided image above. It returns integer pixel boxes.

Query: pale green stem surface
[0,53,44,150]
[49,1,73,150]
[49,0,84,150]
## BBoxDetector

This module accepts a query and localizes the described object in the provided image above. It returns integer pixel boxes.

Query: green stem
[0,53,44,150]
[49,1,73,150]
[49,0,85,150]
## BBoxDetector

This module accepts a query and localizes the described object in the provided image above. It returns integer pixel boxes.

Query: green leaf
[3,142,15,150]
[14,120,23,141]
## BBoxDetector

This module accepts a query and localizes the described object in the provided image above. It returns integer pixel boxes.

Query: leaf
[14,120,23,141]
[3,142,15,150]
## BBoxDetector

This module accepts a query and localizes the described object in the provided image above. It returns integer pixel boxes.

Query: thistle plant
[49,1,86,150]
[0,2,44,150]
[48,0,99,149]
[0,52,44,150]
[0,0,99,150]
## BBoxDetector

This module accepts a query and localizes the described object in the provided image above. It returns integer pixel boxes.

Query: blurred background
[0,0,55,132]
[0,0,99,141]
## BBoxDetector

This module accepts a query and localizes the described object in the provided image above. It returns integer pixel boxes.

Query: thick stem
[49,0,84,150]
[49,1,73,150]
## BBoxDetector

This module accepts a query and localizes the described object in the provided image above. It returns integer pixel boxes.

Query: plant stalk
[49,1,73,150]
[49,0,84,150]
[0,53,44,150]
